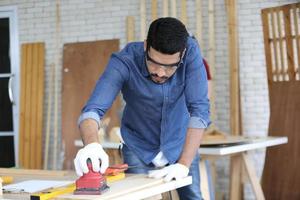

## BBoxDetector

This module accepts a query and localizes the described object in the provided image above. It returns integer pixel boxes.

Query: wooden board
[19,43,45,169]
[57,175,192,200]
[261,3,300,199]
[62,40,120,170]
[261,82,300,199]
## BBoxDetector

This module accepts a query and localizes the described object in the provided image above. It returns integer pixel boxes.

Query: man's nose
[156,67,167,77]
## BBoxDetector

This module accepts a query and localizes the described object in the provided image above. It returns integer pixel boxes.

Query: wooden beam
[53,0,61,170]
[225,0,241,136]
[126,16,135,42]
[242,154,265,200]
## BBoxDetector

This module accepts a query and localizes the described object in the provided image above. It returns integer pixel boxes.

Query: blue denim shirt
[78,37,210,165]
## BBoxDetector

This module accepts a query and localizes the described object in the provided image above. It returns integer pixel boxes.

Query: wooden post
[225,0,241,136]
[126,16,135,42]
[170,0,177,18]
[151,0,158,21]
[53,0,61,170]
[225,0,243,199]
[140,0,146,40]
[229,154,243,200]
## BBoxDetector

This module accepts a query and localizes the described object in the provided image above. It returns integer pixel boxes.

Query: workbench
[0,168,191,200]
[75,136,288,200]
[199,136,288,200]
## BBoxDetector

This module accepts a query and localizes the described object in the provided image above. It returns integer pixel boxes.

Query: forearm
[178,128,204,168]
[79,119,99,145]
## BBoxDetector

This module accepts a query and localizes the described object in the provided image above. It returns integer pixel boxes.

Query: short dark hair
[146,17,188,55]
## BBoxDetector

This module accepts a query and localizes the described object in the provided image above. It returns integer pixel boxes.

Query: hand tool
[74,160,109,195]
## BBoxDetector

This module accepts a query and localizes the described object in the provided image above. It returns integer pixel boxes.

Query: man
[74,17,210,200]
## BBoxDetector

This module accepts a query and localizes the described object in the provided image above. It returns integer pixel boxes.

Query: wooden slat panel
[261,3,300,199]
[19,43,44,169]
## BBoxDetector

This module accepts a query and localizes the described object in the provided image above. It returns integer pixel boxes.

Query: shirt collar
[141,53,150,77]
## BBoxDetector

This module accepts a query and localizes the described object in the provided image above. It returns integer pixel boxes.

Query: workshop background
[0,0,298,199]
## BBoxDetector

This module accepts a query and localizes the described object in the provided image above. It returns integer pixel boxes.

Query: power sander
[74,160,109,195]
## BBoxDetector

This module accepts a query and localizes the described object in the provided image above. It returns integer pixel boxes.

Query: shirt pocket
[170,84,185,102]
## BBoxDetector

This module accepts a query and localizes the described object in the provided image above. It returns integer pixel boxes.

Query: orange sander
[74,160,129,195]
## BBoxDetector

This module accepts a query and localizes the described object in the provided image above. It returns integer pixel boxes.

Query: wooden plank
[181,0,187,25]
[36,43,45,169]
[242,153,265,200]
[0,168,69,177]
[58,175,192,200]
[18,43,45,169]
[126,16,135,42]
[170,0,177,18]
[29,44,38,169]
[23,44,33,168]
[262,82,300,199]
[162,0,169,17]
[151,0,157,21]
[62,40,120,169]
[225,0,241,136]
[140,0,146,40]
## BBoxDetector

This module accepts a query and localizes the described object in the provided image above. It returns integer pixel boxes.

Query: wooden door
[62,39,120,169]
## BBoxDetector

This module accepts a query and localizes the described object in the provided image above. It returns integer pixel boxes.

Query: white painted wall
[0,0,297,199]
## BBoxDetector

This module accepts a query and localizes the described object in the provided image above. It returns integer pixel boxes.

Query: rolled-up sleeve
[184,39,211,129]
[77,54,129,128]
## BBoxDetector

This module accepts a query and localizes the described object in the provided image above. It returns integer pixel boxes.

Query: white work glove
[148,163,189,182]
[74,142,109,176]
